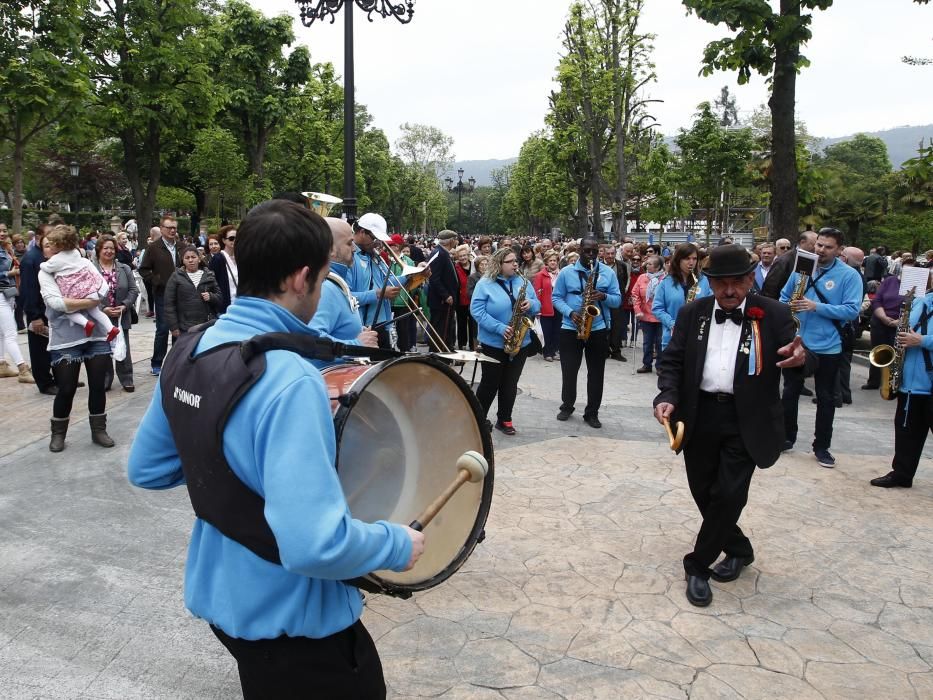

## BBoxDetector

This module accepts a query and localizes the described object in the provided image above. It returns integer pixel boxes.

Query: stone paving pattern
[0,319,931,698]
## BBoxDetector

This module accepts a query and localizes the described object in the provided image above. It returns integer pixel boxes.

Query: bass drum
[322,355,494,596]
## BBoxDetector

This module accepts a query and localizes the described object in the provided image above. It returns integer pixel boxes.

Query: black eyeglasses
[226,236,236,241]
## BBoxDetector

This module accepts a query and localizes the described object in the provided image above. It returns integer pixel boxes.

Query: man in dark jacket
[138,216,183,376]
[427,230,460,352]
[759,230,818,300]
[19,223,56,394]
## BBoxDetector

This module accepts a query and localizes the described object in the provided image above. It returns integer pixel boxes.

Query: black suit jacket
[654,295,798,469]
[759,248,796,299]
[19,245,47,323]
[427,245,459,308]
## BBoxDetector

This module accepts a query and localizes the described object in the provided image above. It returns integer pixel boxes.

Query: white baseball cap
[356,212,389,242]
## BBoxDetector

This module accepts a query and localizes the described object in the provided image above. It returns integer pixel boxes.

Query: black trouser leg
[211,620,386,700]
[84,354,110,415]
[52,361,81,418]
[27,328,54,391]
[781,365,805,444]
[144,279,155,312]
[428,305,455,352]
[583,329,608,417]
[52,351,108,416]
[892,393,933,484]
[558,330,584,411]
[608,307,623,354]
[476,344,527,422]
[835,346,852,403]
[456,305,469,349]
[683,396,756,579]
[392,308,412,352]
[813,352,841,451]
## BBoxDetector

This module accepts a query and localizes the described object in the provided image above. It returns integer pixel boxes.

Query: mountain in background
[813,124,931,168]
[456,124,931,187]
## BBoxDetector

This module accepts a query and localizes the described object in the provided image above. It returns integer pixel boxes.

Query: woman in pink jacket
[631,254,664,374]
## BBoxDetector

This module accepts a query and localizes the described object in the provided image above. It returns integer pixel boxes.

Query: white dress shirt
[700,299,747,395]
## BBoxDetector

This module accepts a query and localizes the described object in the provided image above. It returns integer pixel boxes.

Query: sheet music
[793,249,818,277]
[899,266,930,296]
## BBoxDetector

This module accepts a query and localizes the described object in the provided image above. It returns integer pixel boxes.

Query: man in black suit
[427,230,460,352]
[654,244,808,607]
[20,223,57,394]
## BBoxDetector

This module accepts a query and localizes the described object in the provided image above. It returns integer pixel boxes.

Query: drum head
[332,356,493,592]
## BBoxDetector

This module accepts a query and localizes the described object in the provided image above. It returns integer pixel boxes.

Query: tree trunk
[576,184,588,238]
[769,0,800,243]
[11,127,24,235]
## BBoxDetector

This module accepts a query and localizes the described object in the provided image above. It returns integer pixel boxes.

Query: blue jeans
[151,293,173,369]
[640,321,661,369]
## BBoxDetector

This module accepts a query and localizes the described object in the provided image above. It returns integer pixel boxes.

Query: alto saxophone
[503,276,535,357]
[869,287,917,401]
[685,274,700,304]
[788,270,810,331]
[576,262,601,341]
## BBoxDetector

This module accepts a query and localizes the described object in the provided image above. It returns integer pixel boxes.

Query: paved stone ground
[1,318,931,699]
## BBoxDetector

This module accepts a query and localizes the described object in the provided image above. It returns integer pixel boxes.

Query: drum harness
[160,322,409,597]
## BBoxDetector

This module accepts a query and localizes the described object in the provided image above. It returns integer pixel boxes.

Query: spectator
[138,216,183,376]
[94,235,139,393]
[209,224,238,313]
[164,246,222,336]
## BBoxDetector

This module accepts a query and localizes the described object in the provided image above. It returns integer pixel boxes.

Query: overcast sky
[253,0,932,161]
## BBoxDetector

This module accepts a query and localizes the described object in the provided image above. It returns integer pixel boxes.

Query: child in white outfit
[40,249,120,342]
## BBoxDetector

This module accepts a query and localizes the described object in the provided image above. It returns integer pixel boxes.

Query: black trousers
[892,393,933,484]
[558,328,608,417]
[392,307,414,352]
[211,620,386,700]
[455,305,475,349]
[607,306,624,355]
[27,328,55,392]
[682,393,756,579]
[782,351,841,450]
[476,343,527,423]
[835,345,853,403]
[867,316,896,388]
[428,305,456,352]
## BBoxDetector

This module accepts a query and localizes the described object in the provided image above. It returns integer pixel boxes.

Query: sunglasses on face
[226,236,236,241]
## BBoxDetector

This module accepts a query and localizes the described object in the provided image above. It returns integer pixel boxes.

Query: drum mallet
[409,451,488,532]
[663,417,685,452]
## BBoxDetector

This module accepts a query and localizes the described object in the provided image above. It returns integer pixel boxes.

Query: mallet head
[457,451,488,483]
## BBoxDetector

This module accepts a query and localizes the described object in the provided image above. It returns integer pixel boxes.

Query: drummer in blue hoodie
[870,270,933,489]
[128,200,424,699]
[780,227,863,468]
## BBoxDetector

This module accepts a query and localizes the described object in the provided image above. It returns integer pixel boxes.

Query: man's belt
[699,390,734,402]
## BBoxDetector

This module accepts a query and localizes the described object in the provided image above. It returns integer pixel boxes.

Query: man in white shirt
[654,244,807,607]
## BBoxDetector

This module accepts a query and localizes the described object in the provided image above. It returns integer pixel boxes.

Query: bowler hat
[703,244,756,278]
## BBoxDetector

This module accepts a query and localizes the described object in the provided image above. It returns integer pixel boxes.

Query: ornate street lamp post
[69,161,80,219]
[295,0,414,222]
[444,168,475,232]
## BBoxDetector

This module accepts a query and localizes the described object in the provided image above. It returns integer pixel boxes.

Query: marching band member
[129,201,423,699]
[470,248,541,436]
[652,243,712,351]
[308,218,378,368]
[871,268,933,489]
[779,228,862,468]
[348,212,406,349]
[552,235,622,429]
[654,244,807,607]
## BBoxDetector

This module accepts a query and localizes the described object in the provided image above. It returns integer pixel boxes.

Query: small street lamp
[295,0,415,222]
[445,168,475,232]
[69,161,80,218]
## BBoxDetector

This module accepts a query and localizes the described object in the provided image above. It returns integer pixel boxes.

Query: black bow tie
[715,308,744,325]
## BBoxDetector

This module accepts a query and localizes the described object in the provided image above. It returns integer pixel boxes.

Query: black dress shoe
[870,472,912,488]
[636,366,653,374]
[556,408,573,421]
[685,574,712,607]
[583,415,602,429]
[710,555,754,583]
[38,385,58,396]
[123,385,135,393]
[800,386,813,397]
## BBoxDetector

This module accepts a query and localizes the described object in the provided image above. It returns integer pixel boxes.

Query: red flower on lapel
[746,306,765,321]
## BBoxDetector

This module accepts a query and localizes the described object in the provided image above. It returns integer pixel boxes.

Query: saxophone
[788,270,810,331]
[575,262,601,341]
[503,277,535,357]
[869,287,917,401]
[685,274,700,304]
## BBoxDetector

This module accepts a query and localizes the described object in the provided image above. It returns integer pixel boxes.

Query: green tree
[0,0,91,233]
[501,132,572,236]
[676,102,755,241]
[630,138,690,230]
[395,123,455,181]
[84,0,217,228]
[185,127,248,221]
[211,1,311,184]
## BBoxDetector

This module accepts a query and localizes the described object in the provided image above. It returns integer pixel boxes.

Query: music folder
[793,249,818,277]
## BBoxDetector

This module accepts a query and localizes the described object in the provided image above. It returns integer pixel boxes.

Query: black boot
[89,413,115,448]
[49,417,69,453]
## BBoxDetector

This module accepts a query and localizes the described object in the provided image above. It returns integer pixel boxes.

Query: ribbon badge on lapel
[746,306,765,376]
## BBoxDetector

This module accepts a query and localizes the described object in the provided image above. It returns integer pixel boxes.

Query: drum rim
[327,355,495,593]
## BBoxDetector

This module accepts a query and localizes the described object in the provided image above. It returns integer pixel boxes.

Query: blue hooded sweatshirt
[470,275,541,350]
[780,257,862,354]
[127,296,412,641]
[348,245,406,328]
[552,259,622,333]
[309,262,363,369]
[651,274,712,349]
[900,289,933,396]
